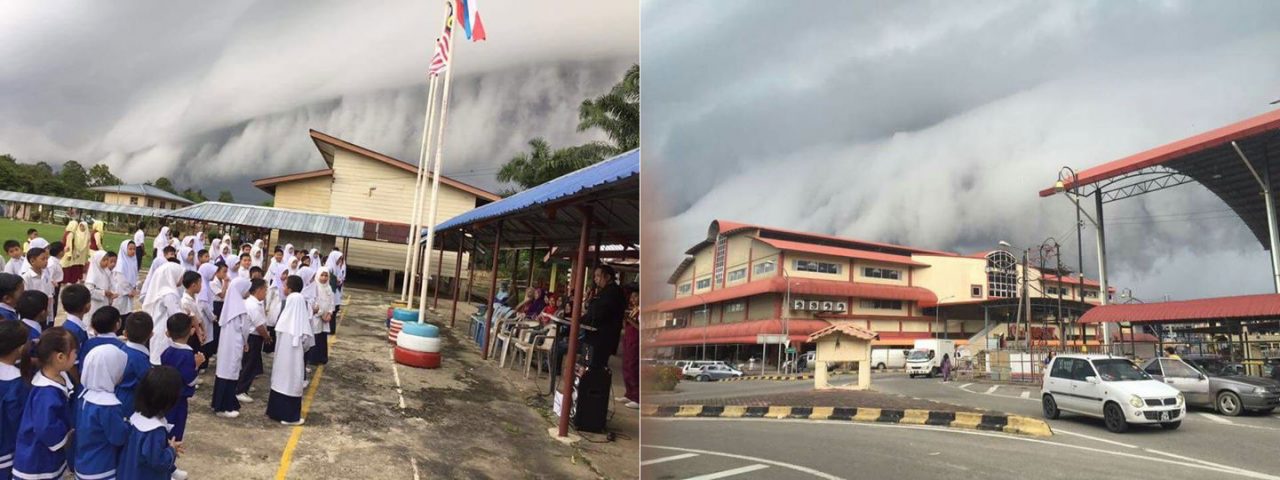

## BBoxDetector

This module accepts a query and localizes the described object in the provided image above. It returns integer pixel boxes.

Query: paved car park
[642,372,1280,479]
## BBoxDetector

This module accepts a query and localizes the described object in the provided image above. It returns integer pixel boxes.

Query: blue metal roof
[432,149,638,235]
[89,184,194,205]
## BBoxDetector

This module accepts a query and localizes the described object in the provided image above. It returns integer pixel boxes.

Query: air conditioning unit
[793,299,807,311]
[835,301,848,312]
[821,301,834,311]
[808,300,821,311]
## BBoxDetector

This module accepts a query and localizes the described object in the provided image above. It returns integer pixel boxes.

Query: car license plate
[1159,411,1170,422]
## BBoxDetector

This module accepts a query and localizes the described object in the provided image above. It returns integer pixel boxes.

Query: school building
[253,130,500,288]
[645,220,1117,364]
[91,184,195,210]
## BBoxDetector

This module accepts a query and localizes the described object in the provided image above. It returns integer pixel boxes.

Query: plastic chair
[519,324,557,379]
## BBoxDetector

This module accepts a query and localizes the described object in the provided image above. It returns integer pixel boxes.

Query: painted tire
[387,307,395,321]
[393,308,419,322]
[401,323,439,338]
[396,334,441,353]
[394,347,441,369]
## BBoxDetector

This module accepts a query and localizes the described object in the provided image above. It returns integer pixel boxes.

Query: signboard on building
[757,334,787,345]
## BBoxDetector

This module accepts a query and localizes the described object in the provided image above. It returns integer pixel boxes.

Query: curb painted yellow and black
[642,404,1053,437]
[715,371,853,382]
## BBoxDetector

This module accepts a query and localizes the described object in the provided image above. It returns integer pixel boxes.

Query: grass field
[0,218,134,256]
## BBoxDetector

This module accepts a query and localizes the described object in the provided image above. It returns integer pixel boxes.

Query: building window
[1045,286,1060,296]
[727,268,746,283]
[147,199,155,208]
[986,251,1018,299]
[1082,289,1099,299]
[860,299,903,310]
[796,260,841,274]
[129,197,138,206]
[696,278,711,290]
[753,261,776,276]
[970,284,982,298]
[677,283,692,295]
[713,234,727,288]
[726,302,745,313]
[863,267,901,280]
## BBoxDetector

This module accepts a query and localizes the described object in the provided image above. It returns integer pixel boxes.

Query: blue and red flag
[455,0,486,42]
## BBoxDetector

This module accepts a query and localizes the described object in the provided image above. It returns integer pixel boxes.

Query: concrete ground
[641,372,1280,479]
[163,286,636,479]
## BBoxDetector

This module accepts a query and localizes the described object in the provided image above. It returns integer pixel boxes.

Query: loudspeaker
[573,367,611,433]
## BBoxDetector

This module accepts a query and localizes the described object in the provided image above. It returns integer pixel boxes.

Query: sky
[641,0,1280,305]
[0,1,638,202]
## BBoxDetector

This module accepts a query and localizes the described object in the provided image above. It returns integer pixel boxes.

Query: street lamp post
[781,267,791,375]
[934,295,955,339]
[1056,166,1110,352]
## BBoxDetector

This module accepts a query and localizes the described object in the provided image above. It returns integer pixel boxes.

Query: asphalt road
[642,373,1280,479]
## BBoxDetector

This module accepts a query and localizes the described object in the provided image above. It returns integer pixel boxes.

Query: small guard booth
[808,322,878,390]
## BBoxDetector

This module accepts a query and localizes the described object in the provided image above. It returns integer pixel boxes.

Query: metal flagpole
[418,17,458,322]
[404,75,440,303]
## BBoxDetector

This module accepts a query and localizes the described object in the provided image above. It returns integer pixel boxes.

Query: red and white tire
[396,334,441,353]
[394,347,441,369]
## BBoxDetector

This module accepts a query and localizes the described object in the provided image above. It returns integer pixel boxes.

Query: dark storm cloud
[641,0,1280,304]
[0,0,638,202]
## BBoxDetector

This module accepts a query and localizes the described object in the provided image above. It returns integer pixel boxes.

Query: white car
[1041,354,1186,433]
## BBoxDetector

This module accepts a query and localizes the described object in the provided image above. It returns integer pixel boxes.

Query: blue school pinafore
[12,372,73,480]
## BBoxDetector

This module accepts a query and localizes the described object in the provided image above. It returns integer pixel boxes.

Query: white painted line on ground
[1020,391,1030,399]
[643,445,843,480]
[684,464,769,480]
[641,453,700,466]
[1199,413,1232,424]
[985,385,1000,394]
[959,383,973,389]
[1143,448,1259,477]
[650,418,1280,480]
[1052,428,1137,449]
[390,348,406,409]
[411,457,420,480]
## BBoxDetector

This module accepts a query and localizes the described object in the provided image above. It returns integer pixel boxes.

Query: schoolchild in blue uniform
[0,273,22,323]
[118,366,184,480]
[118,313,154,420]
[14,292,45,366]
[0,321,32,480]
[74,346,131,480]
[82,306,125,357]
[157,312,202,478]
[13,327,77,480]
[58,284,92,370]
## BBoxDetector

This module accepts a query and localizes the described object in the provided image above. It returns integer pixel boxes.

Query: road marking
[274,364,325,480]
[643,445,843,480]
[1143,448,1258,476]
[684,464,769,479]
[1199,412,1232,424]
[411,457,420,480]
[959,383,973,389]
[390,348,406,409]
[985,385,1000,394]
[1052,428,1137,449]
[649,418,1280,480]
[641,453,700,466]
[1020,391,1030,399]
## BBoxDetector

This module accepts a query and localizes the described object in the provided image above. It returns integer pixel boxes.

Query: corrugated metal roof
[432,149,639,235]
[89,184,194,204]
[1080,293,1280,325]
[163,202,365,237]
[0,189,167,217]
[648,276,939,313]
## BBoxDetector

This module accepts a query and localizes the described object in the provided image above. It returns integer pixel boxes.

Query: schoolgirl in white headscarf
[325,250,345,333]
[197,263,220,354]
[151,226,170,258]
[177,246,196,272]
[303,267,334,366]
[77,345,129,480]
[142,262,185,365]
[251,240,265,269]
[212,277,252,416]
[84,249,117,318]
[267,283,313,425]
[194,232,206,253]
[113,240,140,312]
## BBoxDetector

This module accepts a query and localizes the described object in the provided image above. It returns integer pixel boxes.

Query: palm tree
[578,64,638,152]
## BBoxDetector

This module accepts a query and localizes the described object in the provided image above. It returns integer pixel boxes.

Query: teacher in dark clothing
[581,264,625,370]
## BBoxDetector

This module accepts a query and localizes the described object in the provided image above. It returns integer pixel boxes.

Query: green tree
[87,164,122,188]
[496,65,639,192]
[260,198,274,207]
[180,188,207,203]
[151,177,178,194]
[57,161,91,199]
[217,190,235,203]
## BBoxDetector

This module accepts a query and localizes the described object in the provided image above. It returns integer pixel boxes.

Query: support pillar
[814,361,829,390]
[557,208,592,438]
[1265,167,1280,293]
[450,231,465,327]
[433,244,445,309]
[481,223,503,360]
[1094,192,1112,353]
[858,349,872,390]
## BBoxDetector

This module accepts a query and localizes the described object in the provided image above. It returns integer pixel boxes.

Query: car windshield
[1092,359,1150,382]
[907,349,931,361]
[1184,358,1236,377]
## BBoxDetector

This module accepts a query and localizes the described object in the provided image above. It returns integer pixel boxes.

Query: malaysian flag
[429,34,450,77]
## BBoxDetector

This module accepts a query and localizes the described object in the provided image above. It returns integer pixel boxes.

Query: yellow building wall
[748,242,780,281]
[748,295,778,321]
[347,239,466,278]
[720,300,747,323]
[869,319,900,332]
[272,177,332,213]
[328,149,477,225]
[102,192,182,209]
[901,319,931,333]
[910,255,989,304]
[850,298,909,317]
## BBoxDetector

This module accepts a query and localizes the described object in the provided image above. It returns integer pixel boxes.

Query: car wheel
[1042,394,1060,419]
[1160,421,1181,430]
[697,375,709,382]
[876,362,887,371]
[1103,402,1129,433]
[908,374,916,379]
[1216,391,1243,417]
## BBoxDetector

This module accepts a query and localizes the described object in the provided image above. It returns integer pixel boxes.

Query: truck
[906,339,955,378]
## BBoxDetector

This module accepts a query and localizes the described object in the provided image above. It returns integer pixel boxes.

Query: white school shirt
[246,297,268,336]
[3,258,22,276]
[134,230,145,250]
[47,256,63,285]
[147,292,182,365]
[20,267,54,323]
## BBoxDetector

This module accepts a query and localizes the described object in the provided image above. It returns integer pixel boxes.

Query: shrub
[642,365,681,391]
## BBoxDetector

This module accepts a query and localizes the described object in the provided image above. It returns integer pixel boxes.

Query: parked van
[906,339,955,378]
[871,348,909,370]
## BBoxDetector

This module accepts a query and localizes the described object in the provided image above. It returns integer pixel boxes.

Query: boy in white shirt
[19,248,54,326]
[2,241,22,276]
[45,242,65,321]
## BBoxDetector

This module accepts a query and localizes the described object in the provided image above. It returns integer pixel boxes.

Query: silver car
[1141,356,1280,416]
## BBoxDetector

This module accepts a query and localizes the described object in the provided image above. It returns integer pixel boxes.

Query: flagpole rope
[403,76,439,303]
